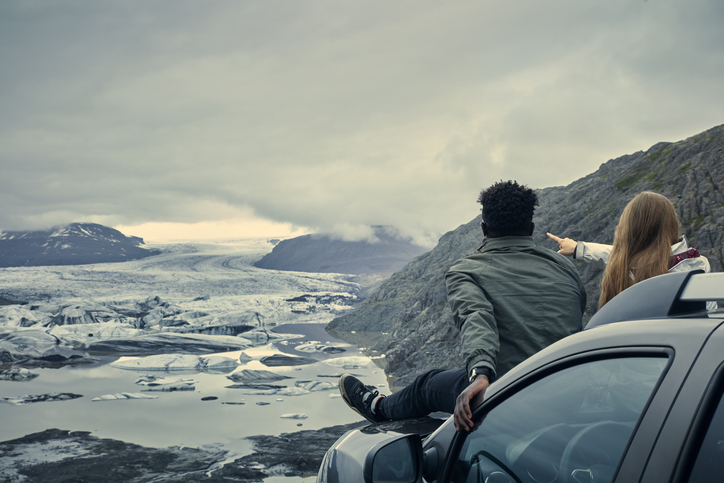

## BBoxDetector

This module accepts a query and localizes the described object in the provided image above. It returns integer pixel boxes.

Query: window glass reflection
[452,356,668,483]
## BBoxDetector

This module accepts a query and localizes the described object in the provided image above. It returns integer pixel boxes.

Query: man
[339,180,587,431]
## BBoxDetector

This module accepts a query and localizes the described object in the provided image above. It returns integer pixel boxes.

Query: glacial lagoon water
[0,239,391,480]
[0,326,387,448]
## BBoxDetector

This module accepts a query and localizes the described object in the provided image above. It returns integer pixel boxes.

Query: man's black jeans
[377,368,469,420]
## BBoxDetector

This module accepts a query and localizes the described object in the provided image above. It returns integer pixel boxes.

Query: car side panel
[639,320,724,483]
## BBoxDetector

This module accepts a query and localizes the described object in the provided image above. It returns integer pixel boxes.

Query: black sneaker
[338,374,387,423]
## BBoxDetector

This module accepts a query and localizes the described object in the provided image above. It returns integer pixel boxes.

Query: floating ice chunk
[86,333,251,355]
[39,346,87,362]
[203,355,239,372]
[280,413,308,419]
[134,375,196,387]
[92,392,158,401]
[229,386,309,396]
[260,354,317,367]
[225,384,287,391]
[0,306,42,328]
[176,310,209,321]
[143,385,195,392]
[295,342,349,354]
[294,380,335,392]
[241,329,302,345]
[112,354,203,371]
[276,387,310,396]
[316,373,363,378]
[50,303,118,326]
[329,393,342,398]
[113,353,239,373]
[1,392,82,405]
[322,356,371,368]
[0,330,58,359]
[49,323,142,341]
[226,369,290,383]
[135,375,196,392]
[0,368,39,381]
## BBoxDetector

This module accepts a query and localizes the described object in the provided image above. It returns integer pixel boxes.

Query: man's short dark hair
[477,180,538,235]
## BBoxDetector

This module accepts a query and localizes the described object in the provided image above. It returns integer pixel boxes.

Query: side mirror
[363,434,423,483]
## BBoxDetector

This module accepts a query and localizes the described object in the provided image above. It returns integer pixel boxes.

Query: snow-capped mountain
[0,223,160,267]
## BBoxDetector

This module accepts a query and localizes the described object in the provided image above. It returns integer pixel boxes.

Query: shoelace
[361,388,378,403]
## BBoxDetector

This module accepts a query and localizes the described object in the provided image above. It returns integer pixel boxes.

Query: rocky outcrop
[254,225,429,275]
[328,124,724,387]
[0,222,160,267]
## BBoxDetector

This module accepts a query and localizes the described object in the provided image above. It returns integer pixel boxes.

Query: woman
[547,191,712,309]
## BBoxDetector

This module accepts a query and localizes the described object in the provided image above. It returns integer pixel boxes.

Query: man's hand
[546,233,577,257]
[454,376,489,432]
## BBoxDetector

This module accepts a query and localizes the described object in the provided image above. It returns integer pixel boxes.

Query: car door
[437,348,674,483]
[639,319,724,482]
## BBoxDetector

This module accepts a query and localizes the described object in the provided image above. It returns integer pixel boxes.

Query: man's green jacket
[445,236,587,379]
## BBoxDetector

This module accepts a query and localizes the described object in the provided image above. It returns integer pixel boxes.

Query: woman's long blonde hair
[599,191,680,308]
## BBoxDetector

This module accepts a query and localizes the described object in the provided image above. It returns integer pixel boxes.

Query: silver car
[317,270,724,483]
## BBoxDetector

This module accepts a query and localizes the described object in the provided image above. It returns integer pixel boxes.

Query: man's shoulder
[447,252,489,272]
[448,245,575,267]
[446,245,582,283]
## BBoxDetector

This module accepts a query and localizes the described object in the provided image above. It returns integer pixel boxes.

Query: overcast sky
[1,0,723,245]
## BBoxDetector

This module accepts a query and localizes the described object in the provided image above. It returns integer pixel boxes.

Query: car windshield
[452,356,668,483]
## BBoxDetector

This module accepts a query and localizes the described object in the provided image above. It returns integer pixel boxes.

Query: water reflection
[0,323,388,452]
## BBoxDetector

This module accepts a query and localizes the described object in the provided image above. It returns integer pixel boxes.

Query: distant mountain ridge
[0,223,160,267]
[254,226,429,275]
[328,123,724,387]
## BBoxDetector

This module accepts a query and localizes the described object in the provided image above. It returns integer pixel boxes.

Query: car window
[451,356,668,483]
[687,391,724,481]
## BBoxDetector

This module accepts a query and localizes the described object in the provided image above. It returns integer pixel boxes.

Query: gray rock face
[328,124,724,387]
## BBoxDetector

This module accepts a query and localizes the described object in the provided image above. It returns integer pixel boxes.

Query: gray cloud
[1,0,723,243]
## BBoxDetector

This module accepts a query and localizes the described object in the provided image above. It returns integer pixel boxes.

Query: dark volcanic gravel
[0,422,367,482]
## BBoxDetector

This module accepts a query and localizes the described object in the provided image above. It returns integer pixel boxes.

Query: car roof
[586,271,724,329]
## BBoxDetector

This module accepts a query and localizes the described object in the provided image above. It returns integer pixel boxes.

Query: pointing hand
[546,233,577,256]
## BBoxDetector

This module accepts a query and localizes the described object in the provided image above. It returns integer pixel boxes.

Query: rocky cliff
[328,124,724,387]
[0,223,159,267]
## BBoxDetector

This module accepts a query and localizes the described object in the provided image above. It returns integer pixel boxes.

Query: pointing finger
[546,233,562,243]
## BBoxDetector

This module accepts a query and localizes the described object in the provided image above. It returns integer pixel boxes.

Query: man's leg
[376,368,468,420]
